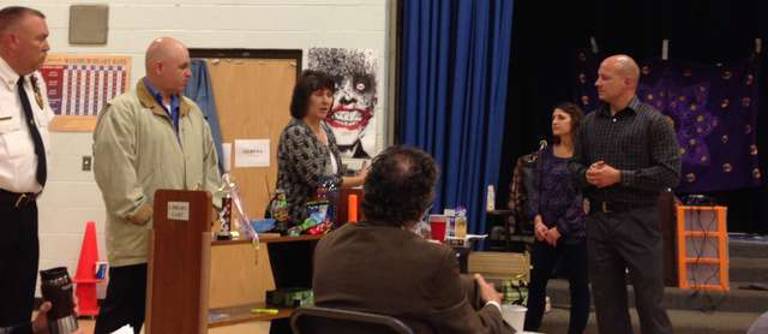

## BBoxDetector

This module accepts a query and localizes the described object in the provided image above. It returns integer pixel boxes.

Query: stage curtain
[399,0,515,235]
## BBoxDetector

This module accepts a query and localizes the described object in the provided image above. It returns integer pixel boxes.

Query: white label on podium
[167,201,190,221]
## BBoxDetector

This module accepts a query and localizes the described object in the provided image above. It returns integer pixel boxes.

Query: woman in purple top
[524,102,589,334]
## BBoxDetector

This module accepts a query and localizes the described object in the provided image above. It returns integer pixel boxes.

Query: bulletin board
[40,54,131,132]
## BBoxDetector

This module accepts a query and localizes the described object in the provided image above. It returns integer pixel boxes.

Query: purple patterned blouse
[527,147,586,244]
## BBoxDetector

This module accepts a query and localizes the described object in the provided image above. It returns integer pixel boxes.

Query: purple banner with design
[574,51,763,193]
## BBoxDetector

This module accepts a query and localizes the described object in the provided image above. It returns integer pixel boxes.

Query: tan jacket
[313,223,515,334]
[93,80,220,267]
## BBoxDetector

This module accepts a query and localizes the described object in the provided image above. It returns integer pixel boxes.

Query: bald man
[569,55,680,334]
[92,37,221,334]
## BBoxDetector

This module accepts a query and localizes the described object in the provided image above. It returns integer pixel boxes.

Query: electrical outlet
[82,156,92,171]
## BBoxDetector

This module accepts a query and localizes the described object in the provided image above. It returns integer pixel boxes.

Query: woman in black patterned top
[524,103,589,334]
[277,70,368,223]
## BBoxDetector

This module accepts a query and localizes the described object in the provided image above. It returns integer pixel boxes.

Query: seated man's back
[312,146,512,334]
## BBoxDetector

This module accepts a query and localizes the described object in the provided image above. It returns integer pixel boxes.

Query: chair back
[290,305,415,334]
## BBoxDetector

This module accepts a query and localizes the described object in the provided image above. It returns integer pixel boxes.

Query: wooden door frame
[190,49,300,218]
[189,49,303,81]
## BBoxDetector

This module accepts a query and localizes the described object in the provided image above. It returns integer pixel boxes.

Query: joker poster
[308,48,379,159]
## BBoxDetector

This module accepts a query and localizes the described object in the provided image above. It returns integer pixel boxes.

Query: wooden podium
[146,190,213,334]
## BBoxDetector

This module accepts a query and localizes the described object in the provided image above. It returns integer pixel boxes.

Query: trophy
[215,174,235,240]
[216,173,259,244]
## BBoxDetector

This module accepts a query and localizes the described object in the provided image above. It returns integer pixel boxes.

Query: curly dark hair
[552,102,583,145]
[361,146,438,227]
[289,70,336,119]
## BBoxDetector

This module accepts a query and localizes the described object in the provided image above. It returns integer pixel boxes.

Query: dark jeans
[0,201,39,332]
[524,239,590,334]
[587,206,672,334]
[94,263,148,334]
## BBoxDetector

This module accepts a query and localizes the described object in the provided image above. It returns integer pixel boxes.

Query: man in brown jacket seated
[313,146,515,333]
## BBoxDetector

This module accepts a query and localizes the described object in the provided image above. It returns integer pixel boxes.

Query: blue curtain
[185,59,225,172]
[399,0,514,235]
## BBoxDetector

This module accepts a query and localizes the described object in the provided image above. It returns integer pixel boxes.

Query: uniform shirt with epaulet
[0,57,53,194]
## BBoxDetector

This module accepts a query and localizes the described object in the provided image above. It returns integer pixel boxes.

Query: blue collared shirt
[143,78,180,134]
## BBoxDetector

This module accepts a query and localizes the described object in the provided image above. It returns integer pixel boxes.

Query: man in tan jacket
[313,146,514,333]
[92,37,220,334]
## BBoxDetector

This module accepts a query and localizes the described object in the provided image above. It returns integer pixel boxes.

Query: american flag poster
[41,54,131,131]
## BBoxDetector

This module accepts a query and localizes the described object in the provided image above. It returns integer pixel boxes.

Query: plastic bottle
[270,189,289,223]
[444,208,456,239]
[502,280,513,304]
[455,206,467,240]
[486,185,496,212]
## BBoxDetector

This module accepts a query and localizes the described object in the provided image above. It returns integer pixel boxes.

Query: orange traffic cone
[74,221,101,316]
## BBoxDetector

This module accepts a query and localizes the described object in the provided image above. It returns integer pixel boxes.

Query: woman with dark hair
[524,102,590,334]
[276,70,368,223]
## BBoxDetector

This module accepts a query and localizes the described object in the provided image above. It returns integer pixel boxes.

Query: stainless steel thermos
[39,267,79,334]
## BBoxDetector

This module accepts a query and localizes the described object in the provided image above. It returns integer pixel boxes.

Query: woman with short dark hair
[276,70,368,223]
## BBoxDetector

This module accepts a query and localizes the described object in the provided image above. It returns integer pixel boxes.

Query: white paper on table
[234,139,270,168]
[445,234,488,242]
[111,324,133,334]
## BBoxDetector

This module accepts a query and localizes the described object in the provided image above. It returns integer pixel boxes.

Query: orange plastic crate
[676,205,729,291]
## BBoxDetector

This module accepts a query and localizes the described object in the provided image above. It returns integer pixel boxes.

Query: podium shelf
[211,234,324,246]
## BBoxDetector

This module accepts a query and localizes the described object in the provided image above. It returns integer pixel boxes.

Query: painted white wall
[21,0,389,296]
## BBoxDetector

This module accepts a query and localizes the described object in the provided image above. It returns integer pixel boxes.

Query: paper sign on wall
[234,139,270,168]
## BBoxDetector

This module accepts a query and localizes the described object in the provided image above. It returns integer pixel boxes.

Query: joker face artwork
[308,48,378,158]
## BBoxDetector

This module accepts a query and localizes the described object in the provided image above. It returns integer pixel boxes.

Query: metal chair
[290,305,415,334]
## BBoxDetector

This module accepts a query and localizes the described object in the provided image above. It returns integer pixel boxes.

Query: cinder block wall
[18,0,388,296]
